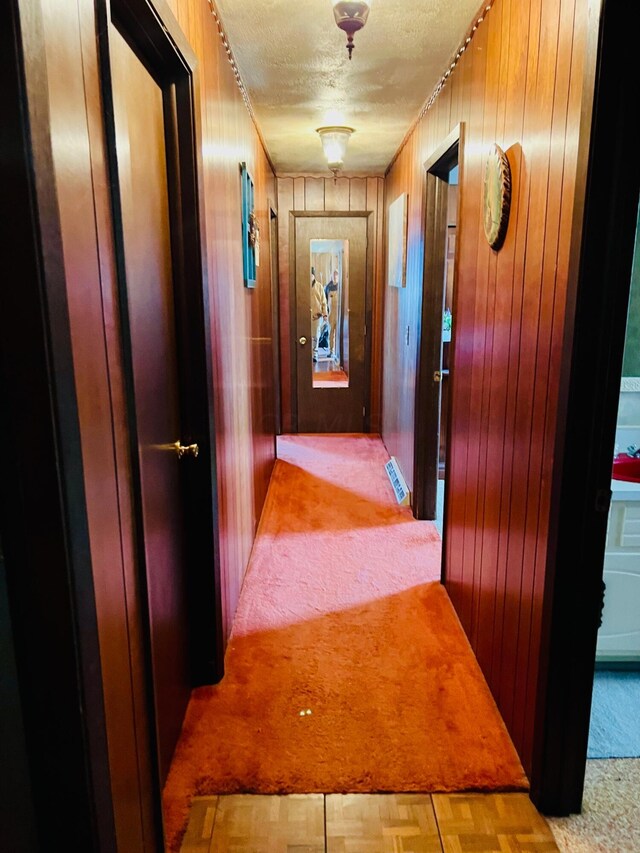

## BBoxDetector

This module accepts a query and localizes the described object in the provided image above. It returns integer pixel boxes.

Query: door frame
[98,0,224,688]
[96,0,223,825]
[269,204,283,436]
[1,1,116,848]
[414,124,463,527]
[533,0,640,814]
[288,210,374,432]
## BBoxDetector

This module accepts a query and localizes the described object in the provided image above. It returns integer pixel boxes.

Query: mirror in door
[310,239,349,388]
[295,214,367,433]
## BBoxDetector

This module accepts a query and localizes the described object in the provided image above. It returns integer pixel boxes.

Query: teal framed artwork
[240,162,258,288]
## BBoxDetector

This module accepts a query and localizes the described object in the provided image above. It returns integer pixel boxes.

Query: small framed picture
[387,192,407,288]
[240,162,258,288]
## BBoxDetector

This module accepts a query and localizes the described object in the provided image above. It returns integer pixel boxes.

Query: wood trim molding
[423,124,464,175]
[205,0,276,174]
[278,172,386,180]
[290,210,372,218]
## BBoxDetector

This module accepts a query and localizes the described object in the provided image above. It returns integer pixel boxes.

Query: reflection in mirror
[310,239,349,388]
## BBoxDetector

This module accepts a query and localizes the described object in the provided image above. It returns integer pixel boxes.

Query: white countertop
[612,477,640,501]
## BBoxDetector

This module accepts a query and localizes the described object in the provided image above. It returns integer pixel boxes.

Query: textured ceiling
[215,0,484,175]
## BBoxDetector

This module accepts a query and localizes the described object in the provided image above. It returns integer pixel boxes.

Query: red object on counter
[612,454,640,483]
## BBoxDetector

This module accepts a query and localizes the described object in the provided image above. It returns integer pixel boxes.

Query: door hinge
[595,488,612,514]
[364,324,367,337]
[363,406,366,417]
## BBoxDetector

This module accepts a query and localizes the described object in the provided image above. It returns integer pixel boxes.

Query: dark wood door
[109,23,190,786]
[294,215,368,432]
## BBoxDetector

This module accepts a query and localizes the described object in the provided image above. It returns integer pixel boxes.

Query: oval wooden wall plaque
[483,143,512,251]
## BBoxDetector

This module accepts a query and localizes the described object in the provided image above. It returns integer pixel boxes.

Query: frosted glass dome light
[316,126,355,177]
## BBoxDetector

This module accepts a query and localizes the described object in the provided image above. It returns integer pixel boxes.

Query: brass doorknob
[299,336,307,345]
[174,441,199,459]
[433,370,442,383]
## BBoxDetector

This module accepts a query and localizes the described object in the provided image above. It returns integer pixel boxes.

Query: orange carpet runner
[163,434,527,850]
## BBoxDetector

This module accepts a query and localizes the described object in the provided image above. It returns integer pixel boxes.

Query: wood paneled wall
[164,0,276,641]
[37,0,276,848]
[382,0,589,777]
[276,176,385,433]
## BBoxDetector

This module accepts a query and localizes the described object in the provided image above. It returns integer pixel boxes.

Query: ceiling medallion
[483,143,512,251]
[332,0,371,60]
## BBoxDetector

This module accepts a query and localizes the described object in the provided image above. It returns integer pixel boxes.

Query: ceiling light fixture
[332,0,371,60]
[316,126,354,179]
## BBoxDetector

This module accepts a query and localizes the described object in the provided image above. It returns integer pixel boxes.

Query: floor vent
[385,456,411,506]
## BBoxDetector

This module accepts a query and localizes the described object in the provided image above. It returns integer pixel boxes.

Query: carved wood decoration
[482,143,511,250]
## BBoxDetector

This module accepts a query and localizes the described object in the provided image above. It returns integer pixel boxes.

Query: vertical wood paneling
[293,177,305,209]
[277,176,385,433]
[349,177,367,210]
[498,0,546,732]
[171,1,276,640]
[489,0,529,707]
[305,177,325,210]
[37,0,277,847]
[381,0,590,777]
[469,0,503,665]
[40,0,159,847]
[473,0,512,677]
[325,177,350,210]
[520,0,580,764]
[510,0,562,746]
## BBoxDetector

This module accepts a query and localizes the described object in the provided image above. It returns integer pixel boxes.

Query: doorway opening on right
[436,163,458,537]
[591,194,640,777]
[413,125,462,541]
[548,191,640,853]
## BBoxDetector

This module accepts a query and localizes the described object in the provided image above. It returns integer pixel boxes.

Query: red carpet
[162,434,528,850]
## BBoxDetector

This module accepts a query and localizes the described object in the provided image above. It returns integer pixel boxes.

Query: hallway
[163,436,527,850]
[6,0,638,849]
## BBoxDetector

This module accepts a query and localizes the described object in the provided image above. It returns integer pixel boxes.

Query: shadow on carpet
[162,584,528,851]
[161,435,528,851]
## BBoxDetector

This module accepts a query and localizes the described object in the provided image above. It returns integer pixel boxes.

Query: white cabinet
[596,486,640,663]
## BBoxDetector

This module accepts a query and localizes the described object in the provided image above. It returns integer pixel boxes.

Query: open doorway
[546,198,640,852]
[414,126,462,533]
[535,0,640,818]
[586,198,640,758]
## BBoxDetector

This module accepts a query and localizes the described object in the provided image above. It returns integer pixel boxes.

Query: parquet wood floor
[432,794,559,852]
[178,793,558,853]
[326,794,441,852]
